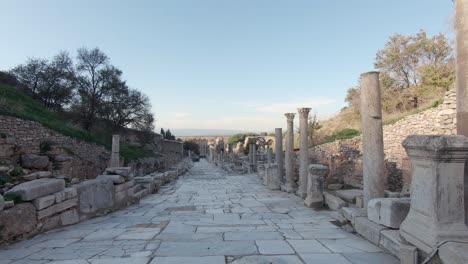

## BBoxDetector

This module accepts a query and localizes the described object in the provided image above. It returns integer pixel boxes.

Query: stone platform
[0,160,397,263]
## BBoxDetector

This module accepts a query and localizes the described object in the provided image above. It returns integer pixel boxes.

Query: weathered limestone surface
[354,216,387,245]
[341,207,366,226]
[360,71,385,206]
[75,177,114,217]
[20,154,49,169]
[265,164,280,190]
[110,134,120,167]
[439,242,468,264]
[456,0,468,136]
[97,175,125,184]
[297,108,311,199]
[304,164,327,208]
[323,192,346,211]
[5,178,65,201]
[379,198,410,229]
[0,204,37,241]
[274,128,284,182]
[0,160,397,263]
[400,135,468,254]
[283,113,297,193]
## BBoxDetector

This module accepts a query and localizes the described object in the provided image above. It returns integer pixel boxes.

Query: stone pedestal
[267,148,273,164]
[252,144,257,172]
[360,72,385,206]
[274,128,284,182]
[282,113,297,193]
[297,108,311,198]
[110,134,120,167]
[304,164,327,208]
[265,164,280,190]
[400,135,468,254]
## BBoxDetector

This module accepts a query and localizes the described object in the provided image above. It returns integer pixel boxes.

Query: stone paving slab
[0,159,398,264]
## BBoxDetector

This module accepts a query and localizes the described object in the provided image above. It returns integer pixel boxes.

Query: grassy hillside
[0,84,158,161]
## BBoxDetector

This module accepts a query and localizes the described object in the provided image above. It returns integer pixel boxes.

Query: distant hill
[170,129,248,137]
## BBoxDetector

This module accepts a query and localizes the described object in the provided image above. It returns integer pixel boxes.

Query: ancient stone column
[455,0,468,225]
[297,108,311,198]
[304,164,327,208]
[360,72,385,206]
[248,145,253,164]
[110,134,120,167]
[228,144,233,154]
[456,0,468,136]
[400,135,468,254]
[282,113,297,193]
[275,128,284,181]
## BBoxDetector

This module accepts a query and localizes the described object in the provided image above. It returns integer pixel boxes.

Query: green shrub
[322,128,361,144]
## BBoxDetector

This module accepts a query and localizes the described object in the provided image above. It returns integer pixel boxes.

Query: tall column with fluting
[297,108,311,198]
[360,72,385,206]
[275,128,284,181]
[282,113,297,193]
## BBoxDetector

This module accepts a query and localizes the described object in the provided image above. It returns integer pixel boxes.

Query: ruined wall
[0,115,109,179]
[162,139,183,155]
[311,90,457,191]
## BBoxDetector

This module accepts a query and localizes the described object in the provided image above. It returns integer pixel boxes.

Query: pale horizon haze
[0,0,453,134]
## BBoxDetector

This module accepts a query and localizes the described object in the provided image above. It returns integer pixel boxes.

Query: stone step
[133,189,149,200]
[324,191,347,211]
[354,216,388,245]
[332,189,363,204]
[380,229,403,258]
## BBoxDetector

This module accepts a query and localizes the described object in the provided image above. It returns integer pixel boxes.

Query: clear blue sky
[0,0,453,133]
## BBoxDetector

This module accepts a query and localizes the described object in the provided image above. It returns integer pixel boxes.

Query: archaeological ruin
[0,1,466,264]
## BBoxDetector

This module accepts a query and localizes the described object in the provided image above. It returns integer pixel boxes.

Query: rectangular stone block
[114,180,135,193]
[63,188,77,200]
[379,230,402,257]
[5,178,65,201]
[324,192,346,211]
[399,244,418,264]
[32,194,55,210]
[379,198,410,229]
[60,209,79,226]
[334,189,363,203]
[354,216,387,245]
[367,198,382,224]
[341,207,366,225]
[76,178,114,216]
[97,175,125,184]
[37,198,78,220]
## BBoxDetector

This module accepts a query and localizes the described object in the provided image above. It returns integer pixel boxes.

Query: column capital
[285,113,296,122]
[297,108,311,118]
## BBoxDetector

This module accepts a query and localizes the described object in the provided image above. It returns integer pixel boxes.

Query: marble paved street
[0,160,398,264]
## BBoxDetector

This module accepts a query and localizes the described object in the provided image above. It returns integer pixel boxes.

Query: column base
[296,191,307,199]
[281,182,297,193]
[400,213,468,254]
[304,193,323,208]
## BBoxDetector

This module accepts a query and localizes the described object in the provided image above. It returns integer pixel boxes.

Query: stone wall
[0,115,110,179]
[311,90,457,191]
[162,139,184,155]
